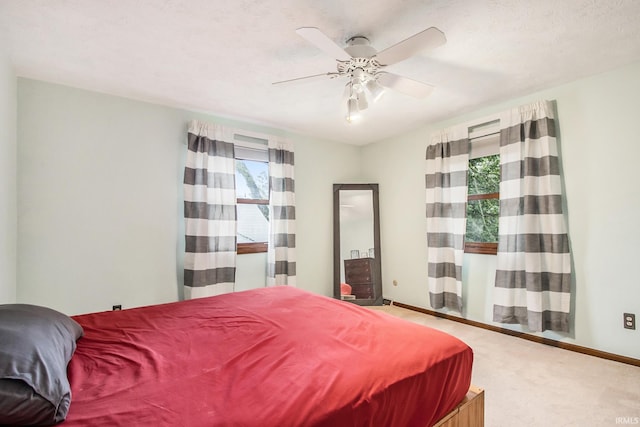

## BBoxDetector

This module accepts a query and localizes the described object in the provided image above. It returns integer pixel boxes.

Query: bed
[1,286,482,426]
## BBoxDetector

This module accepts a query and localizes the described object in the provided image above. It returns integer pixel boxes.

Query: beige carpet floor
[371,305,640,427]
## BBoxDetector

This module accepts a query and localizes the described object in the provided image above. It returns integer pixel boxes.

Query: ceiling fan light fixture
[351,76,365,94]
[346,97,361,123]
[352,67,365,79]
[356,93,368,111]
[366,79,385,102]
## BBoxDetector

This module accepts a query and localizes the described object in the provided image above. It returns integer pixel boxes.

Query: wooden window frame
[237,198,269,205]
[237,241,268,255]
[464,241,498,255]
[236,197,269,255]
[465,181,499,255]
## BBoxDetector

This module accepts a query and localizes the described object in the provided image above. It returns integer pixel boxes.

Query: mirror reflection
[333,184,382,306]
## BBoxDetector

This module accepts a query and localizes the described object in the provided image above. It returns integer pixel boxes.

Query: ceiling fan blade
[376,72,434,98]
[272,72,340,86]
[375,27,446,66]
[296,27,352,61]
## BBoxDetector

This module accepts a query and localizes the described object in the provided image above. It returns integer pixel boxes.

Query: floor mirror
[333,184,382,306]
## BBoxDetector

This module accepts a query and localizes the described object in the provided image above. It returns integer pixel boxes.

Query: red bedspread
[66,287,472,427]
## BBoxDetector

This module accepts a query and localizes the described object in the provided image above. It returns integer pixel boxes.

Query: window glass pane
[466,198,499,243]
[468,154,500,195]
[236,159,269,199]
[237,204,269,243]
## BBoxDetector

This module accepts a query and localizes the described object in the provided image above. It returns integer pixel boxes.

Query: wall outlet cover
[624,313,635,330]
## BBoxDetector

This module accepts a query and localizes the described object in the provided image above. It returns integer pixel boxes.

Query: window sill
[464,242,497,255]
[237,242,268,254]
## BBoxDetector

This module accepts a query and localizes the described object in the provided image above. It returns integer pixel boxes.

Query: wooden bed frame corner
[433,385,484,427]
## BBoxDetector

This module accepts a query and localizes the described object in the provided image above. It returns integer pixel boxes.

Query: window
[465,121,500,255]
[234,135,269,254]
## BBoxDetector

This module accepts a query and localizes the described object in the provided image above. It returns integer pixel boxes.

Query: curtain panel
[493,100,572,332]
[183,120,237,299]
[267,139,296,286]
[425,129,470,312]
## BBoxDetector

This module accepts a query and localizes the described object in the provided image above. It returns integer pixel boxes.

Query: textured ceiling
[2,0,640,145]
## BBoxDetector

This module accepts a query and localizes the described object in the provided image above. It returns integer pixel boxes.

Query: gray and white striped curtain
[425,129,469,312]
[267,139,296,286]
[493,100,572,332]
[183,120,237,299]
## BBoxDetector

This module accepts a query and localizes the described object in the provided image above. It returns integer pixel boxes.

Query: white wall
[17,79,360,315]
[16,62,640,359]
[0,35,17,304]
[294,133,363,296]
[362,61,640,359]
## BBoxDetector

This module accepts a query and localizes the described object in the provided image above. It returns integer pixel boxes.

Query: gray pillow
[0,304,83,426]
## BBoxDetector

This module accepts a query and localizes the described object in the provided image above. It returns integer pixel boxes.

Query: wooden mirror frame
[333,183,383,306]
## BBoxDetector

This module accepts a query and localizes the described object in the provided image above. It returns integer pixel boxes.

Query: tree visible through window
[236,159,269,254]
[465,154,500,254]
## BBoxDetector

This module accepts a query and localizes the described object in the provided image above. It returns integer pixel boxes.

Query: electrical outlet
[112,305,122,311]
[624,313,635,330]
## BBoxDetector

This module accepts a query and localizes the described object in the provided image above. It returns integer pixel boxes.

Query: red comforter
[66,287,472,426]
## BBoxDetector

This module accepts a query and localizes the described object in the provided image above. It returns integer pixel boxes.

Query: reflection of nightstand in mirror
[344,258,374,299]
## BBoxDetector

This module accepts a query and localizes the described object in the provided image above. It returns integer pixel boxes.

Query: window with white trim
[234,134,269,255]
[465,120,500,255]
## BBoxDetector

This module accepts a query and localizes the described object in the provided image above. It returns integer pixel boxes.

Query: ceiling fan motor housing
[337,57,381,80]
[339,37,382,85]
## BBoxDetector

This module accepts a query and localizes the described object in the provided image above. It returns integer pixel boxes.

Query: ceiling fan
[273,26,446,122]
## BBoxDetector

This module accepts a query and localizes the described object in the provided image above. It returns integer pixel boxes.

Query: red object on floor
[340,282,352,295]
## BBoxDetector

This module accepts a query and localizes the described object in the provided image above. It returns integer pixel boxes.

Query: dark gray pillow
[0,304,83,426]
